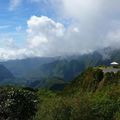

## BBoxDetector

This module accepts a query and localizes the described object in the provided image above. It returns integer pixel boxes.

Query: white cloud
[57,0,120,48]
[26,16,65,55]
[24,0,120,57]
[0,15,82,60]
[105,28,120,48]
[0,48,35,61]
[9,0,22,11]
[0,36,37,61]
[60,0,101,20]
[1,0,120,60]
[26,15,95,56]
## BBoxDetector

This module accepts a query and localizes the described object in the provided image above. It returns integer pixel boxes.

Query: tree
[0,86,37,120]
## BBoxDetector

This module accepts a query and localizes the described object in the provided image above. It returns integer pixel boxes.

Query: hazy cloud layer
[1,0,120,60]
[26,16,83,57]
[26,0,120,56]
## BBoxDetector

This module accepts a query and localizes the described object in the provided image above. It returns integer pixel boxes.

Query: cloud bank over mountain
[0,0,120,60]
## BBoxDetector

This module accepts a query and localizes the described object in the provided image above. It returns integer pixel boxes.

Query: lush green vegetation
[34,68,120,120]
[0,86,37,120]
[0,67,120,120]
[33,68,120,120]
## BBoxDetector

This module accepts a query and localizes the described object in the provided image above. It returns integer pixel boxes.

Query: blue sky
[0,0,58,47]
[0,0,120,60]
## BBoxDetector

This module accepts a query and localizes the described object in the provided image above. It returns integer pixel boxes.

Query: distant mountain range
[0,47,120,88]
[1,57,56,77]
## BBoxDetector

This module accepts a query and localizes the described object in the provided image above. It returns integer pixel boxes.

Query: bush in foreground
[0,86,37,120]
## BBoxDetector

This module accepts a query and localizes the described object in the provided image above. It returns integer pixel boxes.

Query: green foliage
[64,68,104,93]
[34,85,120,120]
[0,86,37,120]
[0,67,120,120]
[115,112,120,120]
[104,71,120,85]
[33,67,120,120]
[91,91,120,120]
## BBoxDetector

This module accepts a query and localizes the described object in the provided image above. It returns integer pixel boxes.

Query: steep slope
[0,64,14,82]
[26,59,85,81]
[64,67,120,93]
[1,48,120,88]
[27,76,65,89]
[26,48,120,82]
[35,67,120,120]
[26,51,108,82]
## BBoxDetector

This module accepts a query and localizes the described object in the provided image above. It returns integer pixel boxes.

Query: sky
[0,0,120,60]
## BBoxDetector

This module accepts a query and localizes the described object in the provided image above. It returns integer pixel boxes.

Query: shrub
[0,86,37,120]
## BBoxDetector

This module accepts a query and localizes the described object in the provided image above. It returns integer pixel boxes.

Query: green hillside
[34,67,120,120]
[0,67,120,120]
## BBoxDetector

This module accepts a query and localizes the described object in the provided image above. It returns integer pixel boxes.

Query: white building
[110,62,119,66]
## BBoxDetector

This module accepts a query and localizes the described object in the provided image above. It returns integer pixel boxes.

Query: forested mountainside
[0,48,120,88]
[34,67,120,120]
[1,67,120,120]
[24,48,120,87]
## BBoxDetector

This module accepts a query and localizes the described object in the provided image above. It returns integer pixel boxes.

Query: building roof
[110,62,119,65]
